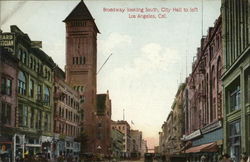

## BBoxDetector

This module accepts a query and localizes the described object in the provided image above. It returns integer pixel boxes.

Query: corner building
[63,0,99,153]
[221,0,250,161]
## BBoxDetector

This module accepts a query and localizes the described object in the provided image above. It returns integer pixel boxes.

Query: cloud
[98,32,132,57]
[111,43,180,79]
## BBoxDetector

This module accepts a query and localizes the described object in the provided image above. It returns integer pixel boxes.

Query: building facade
[182,16,223,162]
[0,26,56,160]
[53,66,81,159]
[160,83,185,160]
[63,0,99,153]
[0,47,18,161]
[130,130,142,158]
[111,127,124,160]
[112,120,131,158]
[221,0,250,161]
[96,91,112,156]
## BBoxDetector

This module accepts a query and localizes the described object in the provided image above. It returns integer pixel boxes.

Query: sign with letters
[0,33,15,54]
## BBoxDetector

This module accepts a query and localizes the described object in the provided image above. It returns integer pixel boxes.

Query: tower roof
[64,0,94,22]
[63,0,100,32]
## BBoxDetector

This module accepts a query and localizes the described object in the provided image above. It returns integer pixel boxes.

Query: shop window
[229,120,241,162]
[18,71,26,95]
[1,102,11,125]
[1,77,12,96]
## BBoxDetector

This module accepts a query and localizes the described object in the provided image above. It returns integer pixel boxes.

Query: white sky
[0,0,221,149]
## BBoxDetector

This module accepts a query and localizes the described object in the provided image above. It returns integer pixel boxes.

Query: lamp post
[97,145,101,161]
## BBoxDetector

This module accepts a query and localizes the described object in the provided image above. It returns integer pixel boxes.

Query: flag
[131,120,134,125]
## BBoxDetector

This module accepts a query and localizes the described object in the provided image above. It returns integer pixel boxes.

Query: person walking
[220,154,233,162]
[240,153,248,162]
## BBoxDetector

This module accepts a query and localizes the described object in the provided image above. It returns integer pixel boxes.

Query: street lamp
[97,146,102,161]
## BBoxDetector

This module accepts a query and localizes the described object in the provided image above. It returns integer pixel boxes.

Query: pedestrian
[220,153,233,162]
[240,153,248,162]
[247,156,250,162]
[201,155,206,162]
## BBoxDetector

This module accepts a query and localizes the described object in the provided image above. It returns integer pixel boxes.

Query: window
[44,114,49,131]
[37,84,42,101]
[29,79,34,97]
[30,108,34,128]
[18,48,27,64]
[30,57,33,68]
[1,102,11,125]
[18,71,26,95]
[245,68,250,104]
[229,120,241,162]
[44,86,50,106]
[18,104,28,127]
[76,57,78,64]
[36,110,42,129]
[1,77,12,96]
[230,86,241,112]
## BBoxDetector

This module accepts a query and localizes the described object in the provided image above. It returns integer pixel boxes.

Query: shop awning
[185,142,218,153]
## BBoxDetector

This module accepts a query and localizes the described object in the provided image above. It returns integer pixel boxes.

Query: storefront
[182,121,223,162]
[0,136,13,162]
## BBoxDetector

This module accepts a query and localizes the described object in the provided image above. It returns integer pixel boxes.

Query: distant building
[53,66,81,159]
[141,139,148,156]
[112,120,131,158]
[111,127,124,159]
[96,91,112,155]
[221,0,250,161]
[63,0,100,153]
[130,130,142,157]
[160,83,185,160]
[0,47,18,161]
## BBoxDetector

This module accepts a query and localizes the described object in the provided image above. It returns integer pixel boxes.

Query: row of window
[18,71,51,106]
[17,48,52,82]
[18,104,51,132]
[73,86,85,92]
[72,56,86,65]
[57,106,80,123]
[70,21,87,27]
[56,121,80,137]
[59,93,80,110]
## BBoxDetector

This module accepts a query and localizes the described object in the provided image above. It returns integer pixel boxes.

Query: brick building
[0,47,18,161]
[96,91,112,156]
[182,16,223,161]
[0,25,56,159]
[63,0,99,153]
[53,66,81,159]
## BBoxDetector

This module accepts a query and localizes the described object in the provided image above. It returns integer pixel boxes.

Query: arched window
[44,86,50,106]
[18,71,26,95]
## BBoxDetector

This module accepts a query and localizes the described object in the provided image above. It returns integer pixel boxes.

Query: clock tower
[63,0,99,153]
